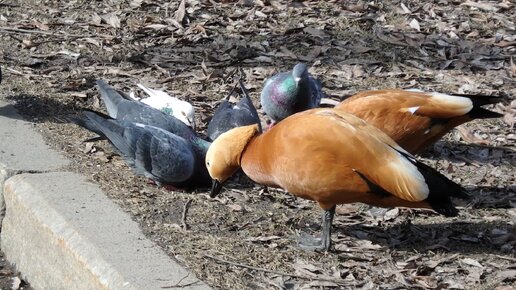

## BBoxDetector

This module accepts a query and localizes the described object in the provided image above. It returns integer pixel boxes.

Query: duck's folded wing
[312,109,431,202]
[338,90,482,119]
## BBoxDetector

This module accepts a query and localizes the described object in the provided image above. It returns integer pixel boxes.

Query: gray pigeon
[260,63,324,127]
[94,80,212,187]
[71,110,201,188]
[207,79,262,141]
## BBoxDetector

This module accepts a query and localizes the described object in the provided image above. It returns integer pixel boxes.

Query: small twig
[161,273,201,289]
[493,254,516,262]
[4,67,52,79]
[204,254,349,285]
[0,26,112,39]
[181,199,193,230]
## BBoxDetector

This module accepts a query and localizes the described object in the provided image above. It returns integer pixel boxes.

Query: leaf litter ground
[0,1,515,289]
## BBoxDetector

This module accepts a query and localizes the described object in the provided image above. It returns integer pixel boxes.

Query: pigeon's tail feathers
[68,109,113,139]
[96,80,126,118]
[81,110,136,156]
[238,79,263,133]
[71,109,128,150]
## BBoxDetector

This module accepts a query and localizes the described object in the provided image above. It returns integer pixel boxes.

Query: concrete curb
[0,101,211,289]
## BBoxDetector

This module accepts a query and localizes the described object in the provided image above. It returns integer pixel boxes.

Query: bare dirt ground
[0,0,515,289]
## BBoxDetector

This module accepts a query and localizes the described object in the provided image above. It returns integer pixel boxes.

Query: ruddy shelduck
[205,108,468,251]
[335,89,503,154]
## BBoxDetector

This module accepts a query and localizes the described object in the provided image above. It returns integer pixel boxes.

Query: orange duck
[334,89,503,154]
[205,108,468,251]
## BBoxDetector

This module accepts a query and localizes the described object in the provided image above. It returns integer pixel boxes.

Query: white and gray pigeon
[260,63,324,127]
[94,80,211,187]
[129,83,196,129]
[71,110,201,188]
[207,79,262,141]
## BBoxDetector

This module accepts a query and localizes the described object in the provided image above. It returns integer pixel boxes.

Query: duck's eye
[206,161,210,167]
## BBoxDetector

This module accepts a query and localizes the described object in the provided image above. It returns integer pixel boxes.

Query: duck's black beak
[210,179,223,198]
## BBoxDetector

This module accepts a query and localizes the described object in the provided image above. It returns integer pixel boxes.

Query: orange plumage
[335,90,503,154]
[205,108,467,251]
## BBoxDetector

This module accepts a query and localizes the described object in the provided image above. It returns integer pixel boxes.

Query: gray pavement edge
[0,100,211,290]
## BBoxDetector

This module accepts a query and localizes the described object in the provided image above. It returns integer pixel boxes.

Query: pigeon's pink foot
[162,184,179,191]
[266,121,276,131]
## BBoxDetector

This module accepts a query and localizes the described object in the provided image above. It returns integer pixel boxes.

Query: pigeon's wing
[132,126,195,183]
[76,110,195,183]
[207,101,233,140]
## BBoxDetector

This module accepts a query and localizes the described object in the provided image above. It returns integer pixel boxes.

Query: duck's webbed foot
[297,205,336,252]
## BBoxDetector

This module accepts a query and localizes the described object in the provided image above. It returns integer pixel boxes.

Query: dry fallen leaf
[457,126,490,145]
[461,258,483,268]
[409,19,421,31]
[101,13,121,29]
[461,1,500,12]
[175,0,186,24]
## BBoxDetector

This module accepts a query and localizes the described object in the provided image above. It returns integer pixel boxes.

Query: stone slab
[1,172,211,290]
[0,100,69,172]
[0,100,69,226]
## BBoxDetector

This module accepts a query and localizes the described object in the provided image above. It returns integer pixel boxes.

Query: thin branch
[181,199,193,230]
[204,254,349,285]
[0,26,113,39]
[161,273,201,289]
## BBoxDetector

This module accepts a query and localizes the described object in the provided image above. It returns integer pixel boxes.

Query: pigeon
[207,79,262,141]
[70,109,203,188]
[95,80,212,187]
[130,83,196,129]
[96,80,197,141]
[260,63,324,127]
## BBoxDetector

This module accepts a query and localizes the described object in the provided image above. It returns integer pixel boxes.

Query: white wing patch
[407,106,419,114]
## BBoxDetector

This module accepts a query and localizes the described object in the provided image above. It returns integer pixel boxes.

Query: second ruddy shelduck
[335,89,503,154]
[205,108,468,251]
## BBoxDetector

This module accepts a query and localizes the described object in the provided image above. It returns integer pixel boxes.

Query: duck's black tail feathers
[396,149,469,217]
[454,93,504,119]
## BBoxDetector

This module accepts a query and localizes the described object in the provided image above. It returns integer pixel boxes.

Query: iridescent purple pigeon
[260,63,324,127]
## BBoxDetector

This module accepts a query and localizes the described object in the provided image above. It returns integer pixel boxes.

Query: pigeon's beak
[190,118,196,131]
[294,76,301,87]
[210,179,223,198]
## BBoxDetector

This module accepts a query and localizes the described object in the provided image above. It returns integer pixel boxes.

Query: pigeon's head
[205,124,260,198]
[179,103,196,130]
[292,63,308,84]
[169,101,196,130]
